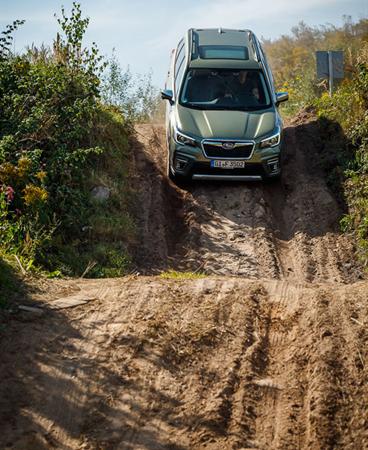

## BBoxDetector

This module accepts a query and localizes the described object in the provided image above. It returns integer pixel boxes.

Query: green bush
[0,3,134,276]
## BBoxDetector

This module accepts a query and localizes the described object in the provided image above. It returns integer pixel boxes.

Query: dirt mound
[1,277,367,449]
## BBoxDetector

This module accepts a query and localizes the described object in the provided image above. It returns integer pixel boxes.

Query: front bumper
[192,174,263,181]
[170,141,281,180]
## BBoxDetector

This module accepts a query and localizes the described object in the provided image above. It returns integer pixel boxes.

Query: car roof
[187,28,262,70]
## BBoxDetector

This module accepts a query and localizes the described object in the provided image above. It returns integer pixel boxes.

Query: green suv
[161,28,288,182]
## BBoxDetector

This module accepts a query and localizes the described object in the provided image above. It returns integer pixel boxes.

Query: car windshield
[180,69,271,111]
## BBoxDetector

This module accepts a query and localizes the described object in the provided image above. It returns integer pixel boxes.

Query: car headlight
[260,132,281,149]
[174,128,197,147]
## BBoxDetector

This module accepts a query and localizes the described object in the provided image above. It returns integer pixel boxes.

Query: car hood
[175,104,276,140]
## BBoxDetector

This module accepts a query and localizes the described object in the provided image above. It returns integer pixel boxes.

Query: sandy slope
[0,118,367,450]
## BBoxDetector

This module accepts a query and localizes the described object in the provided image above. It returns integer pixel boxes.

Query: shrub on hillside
[0,3,133,276]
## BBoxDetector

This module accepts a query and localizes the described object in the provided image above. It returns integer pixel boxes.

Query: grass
[159,270,206,280]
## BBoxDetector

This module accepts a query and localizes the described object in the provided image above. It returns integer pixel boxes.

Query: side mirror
[161,89,174,104]
[276,92,289,106]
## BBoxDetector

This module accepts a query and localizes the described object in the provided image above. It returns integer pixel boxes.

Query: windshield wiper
[220,105,271,111]
[241,106,269,111]
[182,103,271,112]
[182,102,206,110]
[199,106,266,111]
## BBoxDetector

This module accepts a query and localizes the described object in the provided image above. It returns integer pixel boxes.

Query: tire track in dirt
[257,280,312,449]
[2,277,367,449]
[1,118,367,450]
[251,280,368,450]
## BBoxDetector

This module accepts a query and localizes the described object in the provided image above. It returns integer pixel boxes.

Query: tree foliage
[262,17,368,114]
[0,20,25,59]
[101,52,161,122]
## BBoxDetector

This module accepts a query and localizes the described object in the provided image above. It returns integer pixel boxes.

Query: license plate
[211,160,245,169]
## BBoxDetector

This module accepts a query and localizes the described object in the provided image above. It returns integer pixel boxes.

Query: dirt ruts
[1,277,367,449]
[0,116,367,450]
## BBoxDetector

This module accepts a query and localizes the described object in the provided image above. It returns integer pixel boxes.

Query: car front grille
[202,141,254,159]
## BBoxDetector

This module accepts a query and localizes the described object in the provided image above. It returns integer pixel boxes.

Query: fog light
[175,157,188,171]
[267,159,279,173]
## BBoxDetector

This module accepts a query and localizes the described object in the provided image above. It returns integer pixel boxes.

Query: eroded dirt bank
[0,117,367,450]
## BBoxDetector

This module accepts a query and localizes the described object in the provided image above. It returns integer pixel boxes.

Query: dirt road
[0,116,367,450]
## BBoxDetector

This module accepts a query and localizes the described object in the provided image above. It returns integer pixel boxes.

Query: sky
[0,0,367,87]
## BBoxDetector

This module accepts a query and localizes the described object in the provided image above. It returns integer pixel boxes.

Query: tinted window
[175,55,186,95]
[260,45,275,89]
[175,53,184,79]
[198,45,249,60]
[175,41,184,65]
[180,69,271,111]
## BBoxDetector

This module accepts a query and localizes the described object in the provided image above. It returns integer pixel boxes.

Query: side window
[173,39,185,95]
[260,45,275,91]
[175,41,184,68]
[174,54,186,95]
[175,53,184,79]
